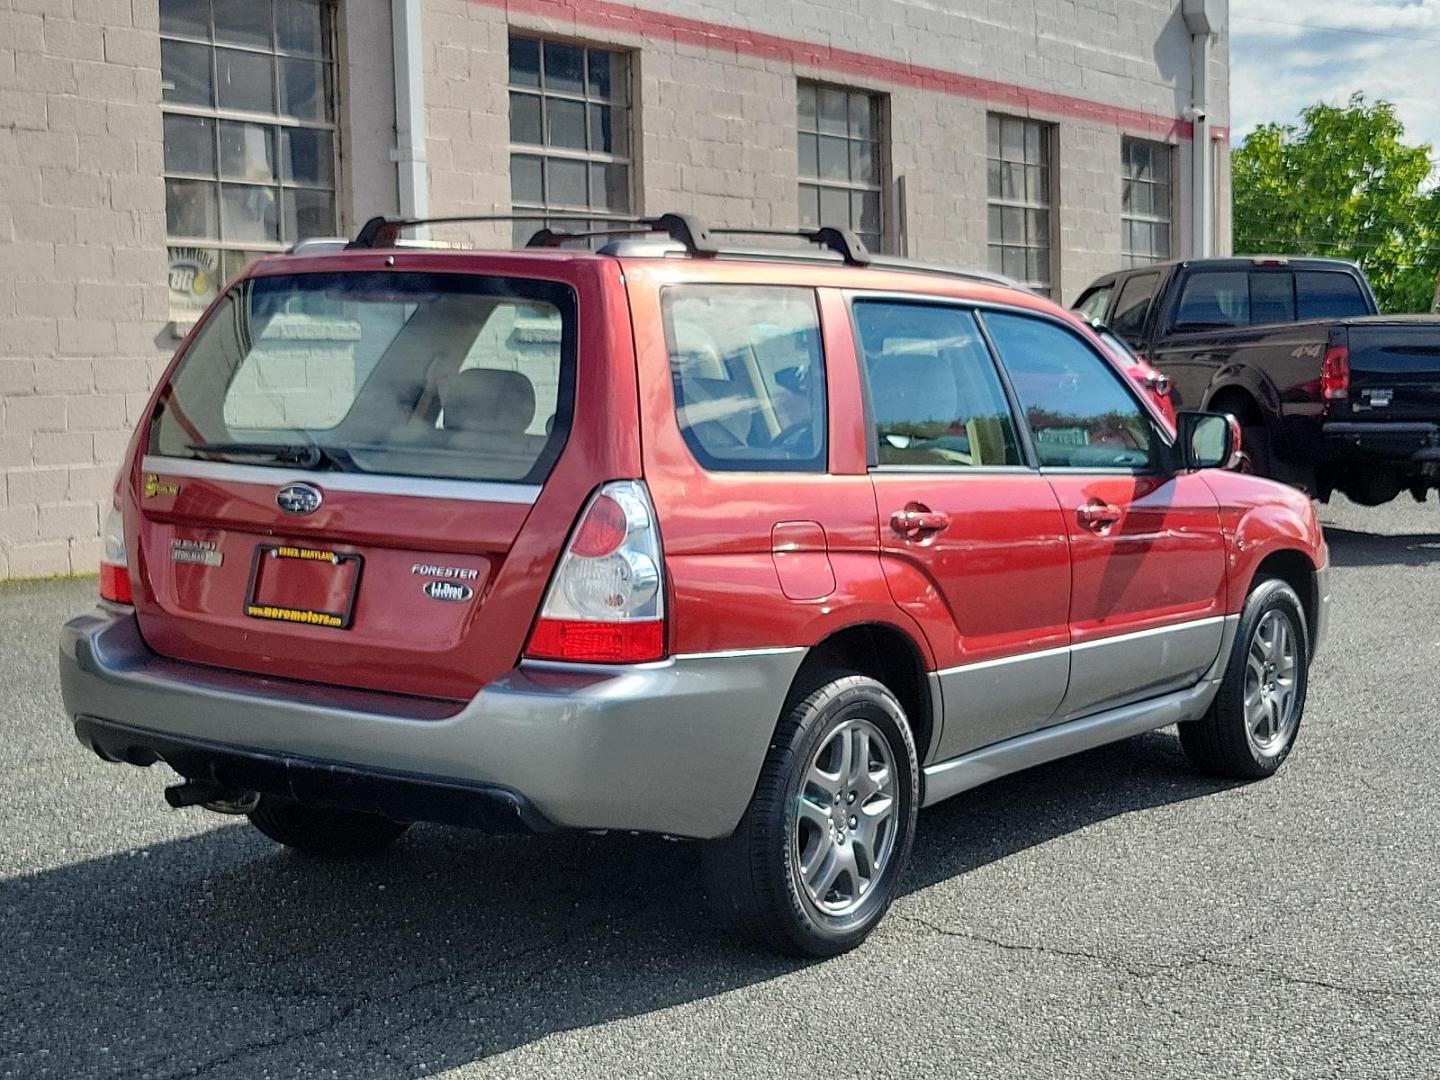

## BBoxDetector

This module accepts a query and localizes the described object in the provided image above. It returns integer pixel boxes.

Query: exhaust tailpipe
[163,780,262,814]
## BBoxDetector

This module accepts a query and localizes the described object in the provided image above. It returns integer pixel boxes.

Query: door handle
[890,507,950,539]
[1077,499,1122,532]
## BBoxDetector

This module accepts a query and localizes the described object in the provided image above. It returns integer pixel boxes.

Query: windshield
[149,271,577,484]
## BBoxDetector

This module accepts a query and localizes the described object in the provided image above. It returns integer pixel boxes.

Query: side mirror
[1177,410,1243,471]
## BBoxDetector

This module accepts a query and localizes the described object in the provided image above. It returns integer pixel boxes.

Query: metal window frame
[507,34,634,231]
[985,113,1054,296]
[160,0,341,262]
[797,79,886,253]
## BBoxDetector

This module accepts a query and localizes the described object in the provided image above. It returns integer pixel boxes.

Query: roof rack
[344,210,1017,288]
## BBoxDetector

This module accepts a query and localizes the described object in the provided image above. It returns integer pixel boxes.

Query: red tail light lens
[99,505,133,604]
[567,493,628,557]
[1322,341,1350,401]
[527,618,664,663]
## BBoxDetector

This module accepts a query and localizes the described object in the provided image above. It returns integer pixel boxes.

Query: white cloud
[1229,0,1440,173]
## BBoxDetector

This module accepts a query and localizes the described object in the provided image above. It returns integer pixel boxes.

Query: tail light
[99,503,133,604]
[1322,339,1350,402]
[525,480,665,663]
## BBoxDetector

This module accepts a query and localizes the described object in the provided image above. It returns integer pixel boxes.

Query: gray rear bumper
[59,609,803,839]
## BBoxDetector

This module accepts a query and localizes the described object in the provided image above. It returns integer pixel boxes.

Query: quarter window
[1075,285,1113,322]
[662,286,826,473]
[508,36,631,247]
[1121,137,1172,266]
[987,115,1054,296]
[983,312,1155,470]
[797,82,885,253]
[854,301,1023,468]
[160,0,339,322]
[1110,272,1160,341]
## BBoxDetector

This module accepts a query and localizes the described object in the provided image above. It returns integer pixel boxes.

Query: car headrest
[441,368,536,433]
[870,353,958,432]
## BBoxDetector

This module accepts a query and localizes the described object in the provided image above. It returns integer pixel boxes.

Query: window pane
[281,127,333,186]
[277,0,324,55]
[1026,247,1048,284]
[213,0,273,48]
[1296,271,1370,319]
[283,186,334,241]
[1026,165,1047,205]
[850,140,876,184]
[985,311,1155,470]
[799,184,819,228]
[853,190,880,234]
[1250,270,1296,325]
[987,244,1003,274]
[1153,223,1170,258]
[546,97,586,150]
[1026,209,1047,244]
[855,301,1023,468]
[1002,246,1025,279]
[279,57,330,120]
[1111,273,1159,338]
[1024,120,1042,161]
[589,162,628,211]
[1001,117,1024,161]
[1001,162,1022,200]
[218,120,274,182]
[987,160,1002,199]
[509,36,540,87]
[817,135,847,181]
[587,103,618,154]
[818,87,847,135]
[219,183,279,242]
[586,49,614,99]
[166,178,219,238]
[663,285,827,472]
[987,205,1002,243]
[986,114,1001,155]
[161,40,213,106]
[798,133,818,178]
[1175,271,1248,329]
[818,186,849,228]
[543,41,583,93]
[849,93,874,140]
[160,0,210,38]
[510,91,542,144]
[510,154,544,203]
[1001,206,1023,244]
[163,114,215,175]
[546,157,587,207]
[798,82,817,129]
[216,48,274,112]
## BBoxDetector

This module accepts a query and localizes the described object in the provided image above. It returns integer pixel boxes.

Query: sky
[1229,0,1440,173]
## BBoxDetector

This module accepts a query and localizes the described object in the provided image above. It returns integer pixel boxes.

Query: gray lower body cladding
[59,608,804,839]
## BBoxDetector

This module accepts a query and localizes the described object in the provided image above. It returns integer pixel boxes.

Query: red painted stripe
[486,0,1218,141]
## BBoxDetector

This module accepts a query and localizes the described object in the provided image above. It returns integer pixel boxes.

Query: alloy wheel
[1244,609,1301,758]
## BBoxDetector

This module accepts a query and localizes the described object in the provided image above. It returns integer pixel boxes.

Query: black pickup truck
[1075,257,1440,506]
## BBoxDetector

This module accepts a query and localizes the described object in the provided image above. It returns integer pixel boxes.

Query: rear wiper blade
[185,441,353,471]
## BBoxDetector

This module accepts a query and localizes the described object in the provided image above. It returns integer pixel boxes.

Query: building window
[1122,137,1172,266]
[160,0,339,321]
[986,114,1053,296]
[508,36,631,247]
[798,82,884,253]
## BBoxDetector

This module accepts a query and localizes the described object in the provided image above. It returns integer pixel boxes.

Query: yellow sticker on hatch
[245,604,345,628]
[144,473,179,498]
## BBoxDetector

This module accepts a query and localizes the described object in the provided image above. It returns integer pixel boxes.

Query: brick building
[0,0,1230,580]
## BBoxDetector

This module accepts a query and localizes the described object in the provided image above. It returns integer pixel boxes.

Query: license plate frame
[244,544,363,630]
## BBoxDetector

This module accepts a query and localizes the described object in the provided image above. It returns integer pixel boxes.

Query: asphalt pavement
[3,495,1437,1079]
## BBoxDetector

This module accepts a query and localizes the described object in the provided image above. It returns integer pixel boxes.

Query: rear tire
[248,796,410,857]
[1179,577,1309,780]
[702,673,919,957]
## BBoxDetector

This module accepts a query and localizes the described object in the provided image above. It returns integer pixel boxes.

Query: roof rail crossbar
[526,225,660,248]
[708,226,871,266]
[347,212,645,250]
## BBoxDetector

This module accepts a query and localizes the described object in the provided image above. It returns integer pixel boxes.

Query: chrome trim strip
[921,675,1223,808]
[140,455,541,505]
[670,646,807,662]
[933,614,1228,678]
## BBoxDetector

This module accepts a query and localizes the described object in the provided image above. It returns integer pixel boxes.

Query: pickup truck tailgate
[1342,319,1440,420]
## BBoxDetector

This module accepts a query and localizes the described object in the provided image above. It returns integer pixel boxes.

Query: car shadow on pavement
[3,731,1232,1080]
[1321,525,1440,568]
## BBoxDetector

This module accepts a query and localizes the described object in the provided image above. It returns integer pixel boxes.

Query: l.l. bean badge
[144,473,180,499]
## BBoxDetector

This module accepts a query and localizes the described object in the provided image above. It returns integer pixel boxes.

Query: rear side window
[1074,284,1112,321]
[1173,270,1249,330]
[984,311,1155,470]
[662,285,826,472]
[1110,272,1159,340]
[853,300,1023,468]
[1297,270,1370,319]
[151,271,576,483]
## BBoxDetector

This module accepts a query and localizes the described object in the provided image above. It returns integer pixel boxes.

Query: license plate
[245,544,363,629]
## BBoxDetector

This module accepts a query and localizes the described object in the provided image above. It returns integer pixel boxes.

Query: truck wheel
[248,796,410,857]
[1179,577,1309,780]
[701,673,919,957]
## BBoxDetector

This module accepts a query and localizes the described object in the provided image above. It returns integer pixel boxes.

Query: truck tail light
[1322,340,1350,401]
[524,481,666,663]
[99,504,133,605]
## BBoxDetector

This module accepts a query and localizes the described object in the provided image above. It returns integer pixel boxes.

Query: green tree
[1232,94,1440,313]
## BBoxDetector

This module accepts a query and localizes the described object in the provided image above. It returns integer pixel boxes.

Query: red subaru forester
[60,215,1329,956]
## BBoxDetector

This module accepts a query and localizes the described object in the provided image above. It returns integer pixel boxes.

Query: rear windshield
[150,271,577,483]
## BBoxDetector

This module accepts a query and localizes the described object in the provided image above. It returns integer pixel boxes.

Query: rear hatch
[129,251,635,700]
[1338,317,1440,422]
